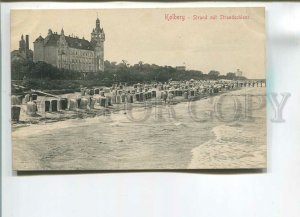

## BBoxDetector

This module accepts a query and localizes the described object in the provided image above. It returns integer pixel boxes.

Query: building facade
[176,66,186,71]
[33,17,105,72]
[235,69,243,77]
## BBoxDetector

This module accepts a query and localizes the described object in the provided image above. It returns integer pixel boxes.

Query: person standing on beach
[162,91,168,104]
[168,92,174,104]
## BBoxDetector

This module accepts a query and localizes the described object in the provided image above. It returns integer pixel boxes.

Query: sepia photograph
[10,8,266,171]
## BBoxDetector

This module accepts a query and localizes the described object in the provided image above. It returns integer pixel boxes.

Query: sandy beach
[12,87,266,170]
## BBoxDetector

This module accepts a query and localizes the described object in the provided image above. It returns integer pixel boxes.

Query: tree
[122,60,130,68]
[11,58,247,85]
[11,58,34,80]
[31,61,60,80]
[226,72,236,80]
[208,70,220,79]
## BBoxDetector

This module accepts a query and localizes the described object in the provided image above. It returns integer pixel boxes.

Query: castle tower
[58,28,68,70]
[25,35,29,58]
[19,35,26,52]
[91,17,105,72]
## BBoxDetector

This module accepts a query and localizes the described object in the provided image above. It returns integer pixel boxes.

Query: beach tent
[80,88,86,96]
[69,99,78,110]
[45,100,51,112]
[100,97,107,107]
[121,94,126,102]
[89,98,96,109]
[111,95,116,104]
[151,90,156,98]
[183,92,188,99]
[79,98,89,109]
[94,88,100,94]
[135,93,140,102]
[116,95,121,104]
[24,94,30,103]
[31,94,38,101]
[59,98,68,110]
[127,95,134,103]
[51,100,58,112]
[12,95,22,105]
[90,89,95,95]
[26,101,37,116]
[107,96,112,106]
[12,106,21,121]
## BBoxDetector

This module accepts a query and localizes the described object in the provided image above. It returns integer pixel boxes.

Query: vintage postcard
[11,8,266,170]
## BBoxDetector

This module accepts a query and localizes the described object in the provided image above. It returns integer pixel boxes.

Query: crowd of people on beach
[11,79,266,122]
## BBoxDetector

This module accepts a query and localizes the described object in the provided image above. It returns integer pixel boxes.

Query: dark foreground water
[13,87,266,170]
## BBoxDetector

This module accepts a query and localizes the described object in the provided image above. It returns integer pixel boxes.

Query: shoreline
[12,87,266,170]
[12,86,256,130]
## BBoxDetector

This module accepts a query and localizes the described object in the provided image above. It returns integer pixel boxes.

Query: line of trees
[11,58,247,84]
[11,59,83,80]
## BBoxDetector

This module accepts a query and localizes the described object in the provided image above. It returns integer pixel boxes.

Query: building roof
[38,33,94,51]
[65,35,94,50]
[34,35,44,43]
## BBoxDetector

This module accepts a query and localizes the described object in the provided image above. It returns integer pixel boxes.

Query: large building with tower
[33,17,105,72]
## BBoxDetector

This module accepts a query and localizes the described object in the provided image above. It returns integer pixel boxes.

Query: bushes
[11,79,110,94]
[11,59,248,93]
[11,60,84,80]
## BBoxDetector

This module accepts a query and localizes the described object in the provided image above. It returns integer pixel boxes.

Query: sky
[11,8,265,79]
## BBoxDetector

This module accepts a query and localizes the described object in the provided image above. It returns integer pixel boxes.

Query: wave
[188,123,266,169]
